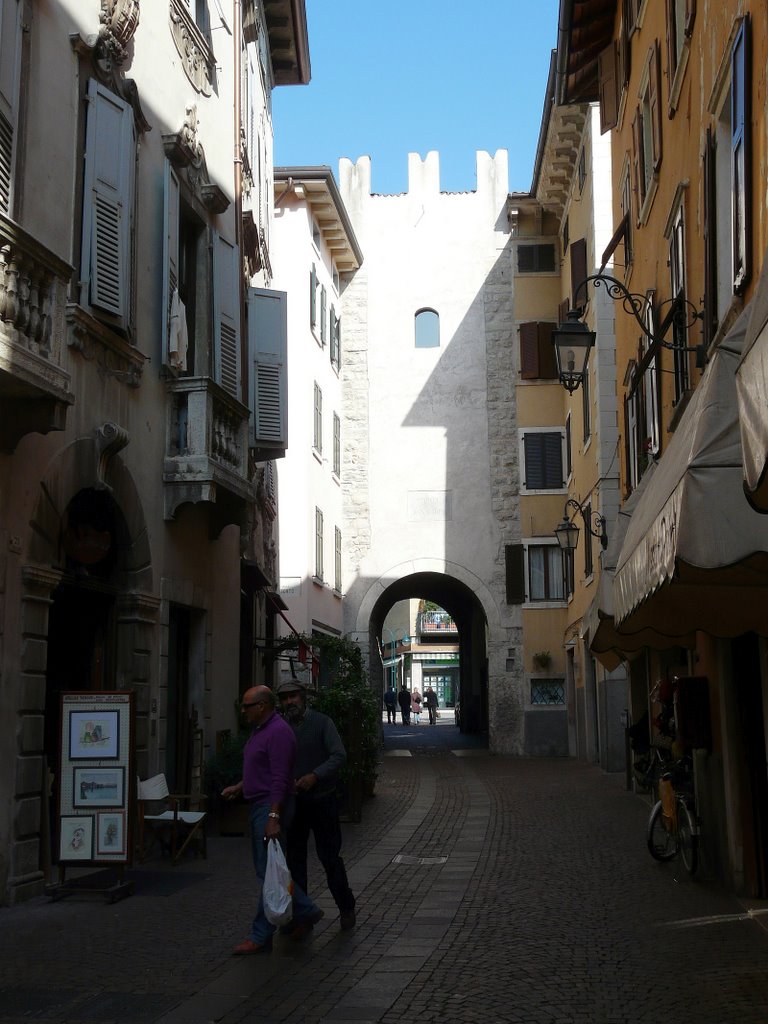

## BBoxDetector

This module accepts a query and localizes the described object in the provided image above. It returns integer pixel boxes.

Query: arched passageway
[367,571,490,742]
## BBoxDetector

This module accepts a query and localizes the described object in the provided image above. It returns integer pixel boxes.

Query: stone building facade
[338,151,544,754]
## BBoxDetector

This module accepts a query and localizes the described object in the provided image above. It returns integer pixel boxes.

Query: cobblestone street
[2,726,767,1024]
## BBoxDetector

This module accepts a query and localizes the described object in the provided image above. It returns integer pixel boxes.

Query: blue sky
[272,0,562,196]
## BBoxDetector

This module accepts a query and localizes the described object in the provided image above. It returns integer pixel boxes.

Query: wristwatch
[267,812,280,819]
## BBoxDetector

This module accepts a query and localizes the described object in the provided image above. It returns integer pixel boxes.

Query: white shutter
[247,287,287,452]
[214,234,241,399]
[0,0,22,214]
[81,79,135,322]
[161,160,181,371]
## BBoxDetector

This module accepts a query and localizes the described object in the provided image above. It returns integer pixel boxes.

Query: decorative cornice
[98,0,141,67]
[169,0,215,96]
[66,303,145,387]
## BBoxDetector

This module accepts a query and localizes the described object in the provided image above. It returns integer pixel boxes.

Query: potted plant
[532,650,552,671]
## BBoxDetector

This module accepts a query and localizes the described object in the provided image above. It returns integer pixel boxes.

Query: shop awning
[613,307,768,639]
[583,465,695,669]
[736,251,768,511]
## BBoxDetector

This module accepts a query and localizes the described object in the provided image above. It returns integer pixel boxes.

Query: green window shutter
[247,287,288,453]
[505,544,525,605]
[320,285,327,343]
[0,0,22,214]
[309,263,317,327]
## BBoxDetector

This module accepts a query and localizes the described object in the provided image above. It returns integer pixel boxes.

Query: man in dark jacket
[383,685,398,724]
[424,686,439,724]
[277,679,356,933]
[397,685,411,725]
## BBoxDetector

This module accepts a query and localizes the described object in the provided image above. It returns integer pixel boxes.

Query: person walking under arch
[397,685,411,725]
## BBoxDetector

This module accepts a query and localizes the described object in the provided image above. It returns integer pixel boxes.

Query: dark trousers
[385,705,397,723]
[400,707,410,725]
[286,792,355,915]
[427,705,437,724]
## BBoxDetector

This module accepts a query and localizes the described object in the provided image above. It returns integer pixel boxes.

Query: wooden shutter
[665,0,676,81]
[320,285,327,343]
[684,0,696,36]
[214,234,241,399]
[247,287,287,452]
[619,8,632,89]
[523,432,563,490]
[598,42,619,134]
[0,0,22,215]
[505,544,526,605]
[570,238,588,308]
[631,107,644,212]
[649,42,663,172]
[81,79,135,323]
[731,15,751,295]
[309,263,317,327]
[161,160,180,371]
[558,298,570,324]
[543,432,564,488]
[336,315,342,368]
[519,322,540,379]
[537,322,558,379]
[702,127,717,347]
[329,303,337,364]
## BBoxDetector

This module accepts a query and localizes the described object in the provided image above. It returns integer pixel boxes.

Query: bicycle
[646,756,699,874]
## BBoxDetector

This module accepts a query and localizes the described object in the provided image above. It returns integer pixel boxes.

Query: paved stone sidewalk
[1,751,767,1023]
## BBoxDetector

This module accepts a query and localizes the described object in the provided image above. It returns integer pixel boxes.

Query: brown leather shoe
[233,939,271,955]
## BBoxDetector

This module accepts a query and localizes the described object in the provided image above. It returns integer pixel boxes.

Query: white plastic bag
[263,838,293,926]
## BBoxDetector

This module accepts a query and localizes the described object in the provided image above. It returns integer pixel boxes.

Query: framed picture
[59,815,94,861]
[96,811,126,856]
[72,766,125,808]
[69,709,119,760]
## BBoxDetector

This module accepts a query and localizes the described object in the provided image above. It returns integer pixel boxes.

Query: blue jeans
[249,802,320,945]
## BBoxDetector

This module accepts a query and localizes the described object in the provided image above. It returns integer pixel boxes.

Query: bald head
[242,684,276,709]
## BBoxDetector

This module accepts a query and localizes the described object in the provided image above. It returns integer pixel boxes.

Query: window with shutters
[333,412,341,477]
[320,285,327,345]
[625,296,660,492]
[519,322,557,380]
[667,199,690,402]
[0,0,22,216]
[520,430,566,493]
[517,244,556,274]
[247,287,288,456]
[565,413,572,480]
[666,0,695,115]
[620,160,633,269]
[569,238,588,310]
[577,148,586,194]
[310,263,318,331]
[80,79,137,333]
[313,382,323,455]
[415,308,440,348]
[527,544,566,602]
[582,357,592,445]
[315,507,324,582]
[582,503,594,578]
[597,41,619,134]
[705,17,751,336]
[160,157,241,400]
[631,43,662,223]
[330,306,341,368]
[334,526,342,594]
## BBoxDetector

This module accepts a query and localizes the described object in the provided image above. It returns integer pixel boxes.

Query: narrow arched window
[415,308,440,348]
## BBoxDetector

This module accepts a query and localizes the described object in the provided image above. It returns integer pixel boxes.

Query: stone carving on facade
[98,0,141,68]
[95,421,130,488]
[163,106,230,214]
[169,0,215,97]
[66,304,145,388]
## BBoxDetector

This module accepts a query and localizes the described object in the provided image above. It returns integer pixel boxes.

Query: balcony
[163,376,253,535]
[417,610,458,636]
[0,213,74,451]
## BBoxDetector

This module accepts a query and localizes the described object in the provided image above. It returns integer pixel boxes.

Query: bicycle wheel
[676,798,698,875]
[647,800,677,861]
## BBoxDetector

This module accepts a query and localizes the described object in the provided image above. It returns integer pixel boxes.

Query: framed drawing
[69,709,119,759]
[72,766,125,808]
[96,811,126,856]
[59,815,94,861]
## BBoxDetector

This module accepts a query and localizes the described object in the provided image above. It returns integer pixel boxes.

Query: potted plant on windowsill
[532,650,552,672]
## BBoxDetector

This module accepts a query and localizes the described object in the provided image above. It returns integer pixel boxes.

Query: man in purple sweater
[222,685,323,954]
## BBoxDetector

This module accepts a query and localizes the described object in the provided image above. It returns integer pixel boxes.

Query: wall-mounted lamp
[554,498,608,552]
[551,272,706,394]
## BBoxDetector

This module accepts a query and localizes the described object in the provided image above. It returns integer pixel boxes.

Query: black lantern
[554,498,608,552]
[551,310,596,394]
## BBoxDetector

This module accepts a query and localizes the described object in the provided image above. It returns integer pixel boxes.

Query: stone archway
[8,425,158,904]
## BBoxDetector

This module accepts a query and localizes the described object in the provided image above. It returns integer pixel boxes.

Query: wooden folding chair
[136,773,207,864]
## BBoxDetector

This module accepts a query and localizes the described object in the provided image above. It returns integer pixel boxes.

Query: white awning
[583,464,694,669]
[613,307,768,639]
[736,249,768,510]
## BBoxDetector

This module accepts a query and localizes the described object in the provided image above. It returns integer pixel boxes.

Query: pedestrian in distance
[222,685,324,955]
[411,689,422,725]
[383,684,398,724]
[277,679,357,932]
[397,684,411,726]
[424,686,439,725]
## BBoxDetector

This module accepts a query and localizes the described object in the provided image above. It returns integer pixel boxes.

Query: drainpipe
[233,0,245,405]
